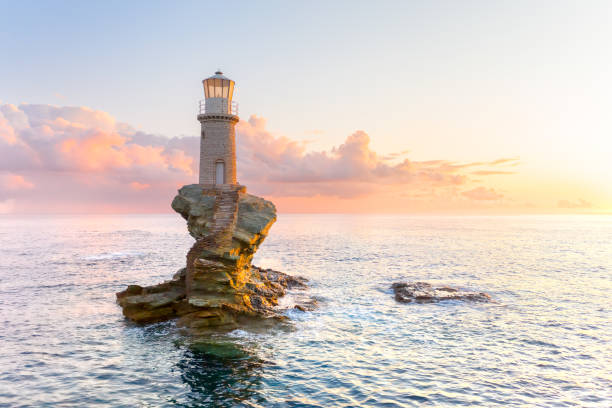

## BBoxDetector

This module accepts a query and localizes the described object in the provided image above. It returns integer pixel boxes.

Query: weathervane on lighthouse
[198,71,239,186]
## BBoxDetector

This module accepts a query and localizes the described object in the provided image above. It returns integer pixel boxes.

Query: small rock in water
[392,282,491,304]
[293,298,318,312]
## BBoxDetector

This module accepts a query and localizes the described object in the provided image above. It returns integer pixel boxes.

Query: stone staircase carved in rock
[185,185,242,295]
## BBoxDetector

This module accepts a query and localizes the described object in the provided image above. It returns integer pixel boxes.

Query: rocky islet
[116,184,311,332]
[392,281,492,304]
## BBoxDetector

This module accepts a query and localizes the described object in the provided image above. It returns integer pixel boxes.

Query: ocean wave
[83,251,146,261]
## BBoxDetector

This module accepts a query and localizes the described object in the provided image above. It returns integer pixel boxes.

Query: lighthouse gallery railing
[198,100,238,116]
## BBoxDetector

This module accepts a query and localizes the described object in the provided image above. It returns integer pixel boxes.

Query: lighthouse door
[215,161,225,185]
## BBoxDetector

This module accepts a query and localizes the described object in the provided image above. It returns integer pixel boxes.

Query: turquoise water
[0,214,610,407]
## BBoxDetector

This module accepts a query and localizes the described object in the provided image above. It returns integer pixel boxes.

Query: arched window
[215,160,225,185]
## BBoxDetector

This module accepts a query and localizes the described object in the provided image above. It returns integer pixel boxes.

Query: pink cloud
[0,103,514,213]
[0,173,34,190]
[461,187,503,201]
[58,130,168,171]
[130,181,151,190]
[237,116,509,199]
[0,103,198,212]
[0,114,18,145]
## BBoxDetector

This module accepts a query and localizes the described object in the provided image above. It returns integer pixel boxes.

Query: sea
[0,214,610,407]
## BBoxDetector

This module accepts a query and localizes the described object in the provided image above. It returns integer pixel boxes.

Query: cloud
[130,182,150,190]
[381,150,410,161]
[0,113,18,145]
[488,157,520,166]
[0,103,515,213]
[461,187,503,201]
[0,173,34,190]
[471,170,516,175]
[0,103,198,212]
[236,116,512,199]
[557,198,591,209]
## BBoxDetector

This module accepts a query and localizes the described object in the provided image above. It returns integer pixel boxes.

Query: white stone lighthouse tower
[198,71,239,185]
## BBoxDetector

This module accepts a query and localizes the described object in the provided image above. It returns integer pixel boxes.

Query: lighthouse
[198,71,239,185]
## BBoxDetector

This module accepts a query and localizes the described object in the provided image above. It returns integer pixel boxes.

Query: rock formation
[116,184,310,331]
[392,282,492,303]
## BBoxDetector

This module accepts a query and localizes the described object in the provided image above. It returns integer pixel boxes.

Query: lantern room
[201,71,237,115]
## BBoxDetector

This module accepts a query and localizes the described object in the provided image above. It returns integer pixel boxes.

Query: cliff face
[116,184,309,332]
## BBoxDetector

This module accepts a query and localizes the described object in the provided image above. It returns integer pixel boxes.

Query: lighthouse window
[203,75,234,102]
[222,80,229,98]
[216,79,224,97]
[211,79,217,97]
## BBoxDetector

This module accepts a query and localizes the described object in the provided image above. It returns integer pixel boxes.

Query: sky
[1,0,611,214]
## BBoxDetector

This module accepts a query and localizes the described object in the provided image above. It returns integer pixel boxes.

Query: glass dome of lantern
[201,71,237,115]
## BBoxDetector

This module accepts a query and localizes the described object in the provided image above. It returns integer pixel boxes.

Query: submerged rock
[117,184,311,331]
[392,282,491,304]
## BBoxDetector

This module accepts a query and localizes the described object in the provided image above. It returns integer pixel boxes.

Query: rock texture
[392,282,492,303]
[116,184,309,331]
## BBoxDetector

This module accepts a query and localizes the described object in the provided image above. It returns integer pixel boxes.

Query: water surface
[0,214,610,407]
